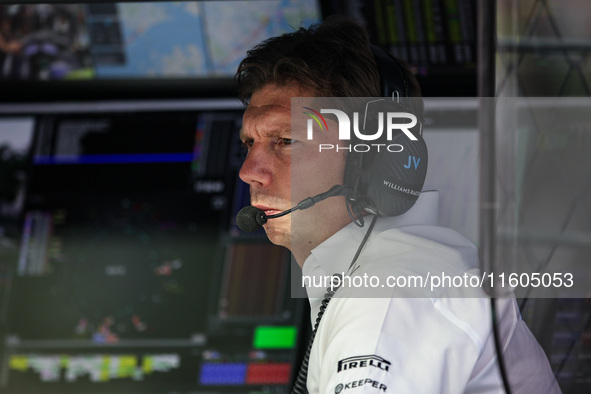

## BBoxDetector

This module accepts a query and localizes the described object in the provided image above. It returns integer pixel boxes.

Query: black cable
[554,307,591,379]
[490,297,513,394]
[345,199,365,228]
[291,285,339,394]
[291,215,378,394]
[345,214,378,274]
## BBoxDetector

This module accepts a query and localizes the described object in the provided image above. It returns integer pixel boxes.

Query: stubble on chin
[262,217,292,250]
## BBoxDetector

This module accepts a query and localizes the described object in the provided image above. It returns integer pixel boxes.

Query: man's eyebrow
[240,120,291,141]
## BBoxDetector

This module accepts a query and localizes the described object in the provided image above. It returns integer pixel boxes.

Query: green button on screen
[253,326,297,349]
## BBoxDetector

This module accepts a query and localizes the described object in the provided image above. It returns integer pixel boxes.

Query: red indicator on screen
[246,362,291,384]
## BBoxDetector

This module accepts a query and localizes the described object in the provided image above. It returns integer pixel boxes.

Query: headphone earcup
[364,132,428,216]
[344,129,428,217]
[343,45,428,218]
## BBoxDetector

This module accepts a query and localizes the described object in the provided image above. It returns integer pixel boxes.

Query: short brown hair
[235,16,383,103]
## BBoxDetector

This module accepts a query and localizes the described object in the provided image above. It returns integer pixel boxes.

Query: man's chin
[263,226,291,250]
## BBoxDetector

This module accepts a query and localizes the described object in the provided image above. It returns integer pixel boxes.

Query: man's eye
[278,138,293,145]
[241,140,253,150]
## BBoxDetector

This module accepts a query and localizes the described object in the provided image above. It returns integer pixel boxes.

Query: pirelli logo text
[337,355,391,373]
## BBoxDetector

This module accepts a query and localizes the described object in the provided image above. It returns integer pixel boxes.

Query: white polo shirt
[301,193,560,394]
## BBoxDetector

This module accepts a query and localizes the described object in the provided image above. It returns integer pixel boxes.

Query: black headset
[342,46,428,219]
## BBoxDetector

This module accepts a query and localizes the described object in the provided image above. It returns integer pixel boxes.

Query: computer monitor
[324,0,477,96]
[0,101,308,393]
[0,1,322,101]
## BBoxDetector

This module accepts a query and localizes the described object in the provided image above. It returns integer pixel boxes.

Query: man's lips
[253,205,284,217]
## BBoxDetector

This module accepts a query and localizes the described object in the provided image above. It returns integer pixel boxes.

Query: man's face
[239,83,350,260]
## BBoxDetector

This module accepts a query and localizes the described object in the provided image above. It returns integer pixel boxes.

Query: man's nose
[239,145,272,188]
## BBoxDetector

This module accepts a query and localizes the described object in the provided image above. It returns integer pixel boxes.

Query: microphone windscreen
[236,206,266,232]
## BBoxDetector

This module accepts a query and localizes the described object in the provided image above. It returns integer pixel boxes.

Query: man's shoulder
[354,224,480,294]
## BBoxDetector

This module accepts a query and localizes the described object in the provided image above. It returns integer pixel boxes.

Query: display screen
[0,105,307,393]
[326,0,477,95]
[0,1,321,81]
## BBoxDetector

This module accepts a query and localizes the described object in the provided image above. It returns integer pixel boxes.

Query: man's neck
[291,243,316,269]
[290,219,353,268]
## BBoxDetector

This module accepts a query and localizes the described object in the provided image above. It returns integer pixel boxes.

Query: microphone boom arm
[266,185,350,219]
[236,185,354,232]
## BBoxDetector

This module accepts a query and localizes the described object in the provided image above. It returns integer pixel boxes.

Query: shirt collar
[302,191,440,278]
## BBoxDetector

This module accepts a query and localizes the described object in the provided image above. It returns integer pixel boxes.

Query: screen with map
[0,1,320,81]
